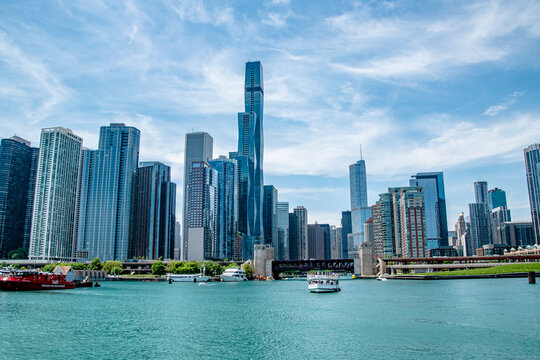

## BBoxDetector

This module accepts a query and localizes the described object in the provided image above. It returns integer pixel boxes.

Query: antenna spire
[360,144,363,160]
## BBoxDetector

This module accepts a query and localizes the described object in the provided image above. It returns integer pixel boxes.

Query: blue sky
[1,0,540,228]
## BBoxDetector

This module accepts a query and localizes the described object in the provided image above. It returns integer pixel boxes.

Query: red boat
[0,269,75,291]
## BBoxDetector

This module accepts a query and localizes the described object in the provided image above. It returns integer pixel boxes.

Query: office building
[182,132,213,259]
[474,181,489,205]
[130,162,176,260]
[524,144,540,244]
[500,221,535,247]
[349,159,371,248]
[185,161,217,261]
[174,221,181,260]
[76,124,140,261]
[209,156,238,260]
[263,185,278,257]
[490,206,511,245]
[398,187,426,258]
[277,202,289,260]
[372,192,394,258]
[307,223,325,259]
[488,188,507,210]
[341,211,352,258]
[469,202,491,250]
[319,224,331,259]
[409,172,448,249]
[29,127,83,261]
[0,136,38,258]
[290,206,308,259]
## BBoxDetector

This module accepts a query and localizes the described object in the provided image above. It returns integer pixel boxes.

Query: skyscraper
[524,144,540,244]
[186,161,217,261]
[290,206,308,259]
[409,172,448,249]
[307,223,325,259]
[235,61,265,254]
[469,181,492,251]
[488,188,507,210]
[182,132,213,260]
[398,187,426,258]
[263,185,278,257]
[130,162,176,260]
[372,192,394,257]
[474,181,489,205]
[349,159,371,248]
[0,136,38,258]
[341,211,352,258]
[76,123,140,261]
[277,202,289,260]
[209,156,238,260]
[29,127,83,261]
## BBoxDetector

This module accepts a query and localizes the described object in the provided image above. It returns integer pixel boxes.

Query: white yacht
[307,272,340,293]
[167,273,210,282]
[220,267,248,282]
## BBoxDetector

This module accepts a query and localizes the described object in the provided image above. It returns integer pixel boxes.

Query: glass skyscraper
[488,188,507,210]
[235,61,264,254]
[183,132,213,260]
[130,162,176,260]
[76,123,140,261]
[277,202,289,260]
[524,144,540,244]
[29,127,83,261]
[263,185,278,256]
[340,211,352,258]
[209,156,238,260]
[349,159,371,249]
[409,172,448,249]
[0,136,38,258]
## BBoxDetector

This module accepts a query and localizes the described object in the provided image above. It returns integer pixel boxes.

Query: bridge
[377,254,540,276]
[271,259,355,279]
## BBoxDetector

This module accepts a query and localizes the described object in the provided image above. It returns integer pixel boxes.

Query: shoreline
[387,271,539,280]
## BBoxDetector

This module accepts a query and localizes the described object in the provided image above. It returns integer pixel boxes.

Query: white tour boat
[167,273,210,282]
[220,267,248,282]
[307,271,341,293]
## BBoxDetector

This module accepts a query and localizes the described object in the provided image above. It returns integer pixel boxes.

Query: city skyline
[1,1,540,226]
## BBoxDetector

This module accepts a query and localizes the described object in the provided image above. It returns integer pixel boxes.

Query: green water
[1,278,538,359]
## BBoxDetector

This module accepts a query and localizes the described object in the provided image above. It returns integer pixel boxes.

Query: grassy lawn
[420,263,540,276]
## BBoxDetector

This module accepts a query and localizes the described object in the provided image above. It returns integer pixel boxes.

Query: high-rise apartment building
[263,185,278,257]
[0,136,38,258]
[277,202,289,260]
[524,144,540,244]
[182,132,213,259]
[372,192,394,258]
[319,224,331,260]
[130,162,176,260]
[349,159,371,248]
[490,206,511,245]
[209,156,238,260]
[29,127,83,261]
[474,181,489,205]
[409,172,448,249]
[235,61,265,254]
[469,202,491,250]
[76,124,140,261]
[398,187,426,258]
[186,161,217,261]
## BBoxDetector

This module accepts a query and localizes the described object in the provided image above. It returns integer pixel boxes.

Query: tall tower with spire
[348,146,371,256]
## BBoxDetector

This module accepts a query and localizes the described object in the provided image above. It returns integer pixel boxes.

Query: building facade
[130,162,176,260]
[277,202,289,260]
[372,192,394,258]
[524,144,540,244]
[186,162,217,261]
[500,221,535,247]
[349,159,371,248]
[341,211,352,258]
[263,185,278,258]
[409,172,448,249]
[76,123,140,261]
[0,136,38,258]
[488,188,507,210]
[307,224,325,259]
[182,132,213,260]
[208,156,238,260]
[398,187,426,258]
[29,127,83,261]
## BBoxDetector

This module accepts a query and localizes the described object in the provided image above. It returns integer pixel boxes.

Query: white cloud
[483,91,524,116]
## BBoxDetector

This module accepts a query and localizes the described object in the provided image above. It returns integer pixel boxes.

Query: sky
[1,0,540,228]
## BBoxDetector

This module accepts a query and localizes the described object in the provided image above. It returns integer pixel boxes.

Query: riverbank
[389,263,540,280]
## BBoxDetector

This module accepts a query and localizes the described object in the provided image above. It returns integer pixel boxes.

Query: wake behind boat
[307,271,340,293]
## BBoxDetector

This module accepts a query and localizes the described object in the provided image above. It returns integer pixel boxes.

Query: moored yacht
[220,267,248,282]
[307,271,340,293]
[166,273,210,282]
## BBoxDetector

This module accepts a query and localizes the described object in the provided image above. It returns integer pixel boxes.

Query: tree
[110,266,123,275]
[88,257,102,270]
[102,261,123,274]
[203,261,224,276]
[70,262,87,270]
[226,262,239,269]
[152,261,166,276]
[166,261,178,273]
[175,261,200,274]
[1,261,6,268]
[242,263,254,278]
[8,247,28,260]
[41,263,57,272]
